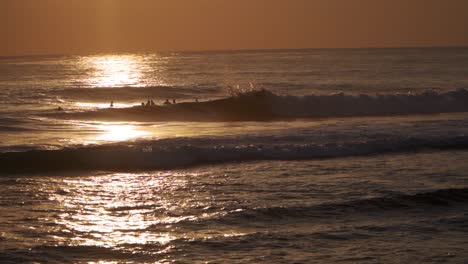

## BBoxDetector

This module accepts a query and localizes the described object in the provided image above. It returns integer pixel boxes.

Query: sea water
[1,48,468,263]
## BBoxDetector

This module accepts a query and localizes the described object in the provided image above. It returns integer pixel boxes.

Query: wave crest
[50,88,468,121]
[2,134,468,173]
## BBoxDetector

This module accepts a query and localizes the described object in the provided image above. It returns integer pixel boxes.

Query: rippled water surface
[1,48,468,263]
[1,151,468,263]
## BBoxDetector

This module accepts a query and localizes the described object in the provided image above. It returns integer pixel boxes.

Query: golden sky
[1,0,468,56]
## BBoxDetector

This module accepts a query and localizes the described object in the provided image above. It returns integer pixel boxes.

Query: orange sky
[1,0,468,56]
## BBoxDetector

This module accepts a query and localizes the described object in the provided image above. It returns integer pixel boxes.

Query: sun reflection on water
[19,170,249,260]
[81,55,144,88]
[96,124,149,141]
[74,102,136,109]
[51,173,184,249]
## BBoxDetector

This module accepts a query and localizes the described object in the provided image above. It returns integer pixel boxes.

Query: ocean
[1,48,468,263]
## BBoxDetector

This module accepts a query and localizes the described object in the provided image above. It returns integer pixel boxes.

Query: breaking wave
[2,134,468,173]
[49,88,468,121]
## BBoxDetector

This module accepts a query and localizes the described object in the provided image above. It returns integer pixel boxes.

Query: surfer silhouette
[110,101,114,108]
[164,99,171,105]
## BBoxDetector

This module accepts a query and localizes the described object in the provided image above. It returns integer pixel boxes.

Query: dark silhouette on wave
[49,88,468,122]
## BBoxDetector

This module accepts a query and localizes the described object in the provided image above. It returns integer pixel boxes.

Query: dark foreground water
[1,151,468,263]
[1,48,468,263]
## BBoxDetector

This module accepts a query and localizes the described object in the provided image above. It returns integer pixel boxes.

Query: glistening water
[1,48,468,263]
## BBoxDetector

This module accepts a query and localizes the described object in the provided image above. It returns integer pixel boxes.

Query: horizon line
[2,45,468,58]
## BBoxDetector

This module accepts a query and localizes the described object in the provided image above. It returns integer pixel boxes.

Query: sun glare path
[74,102,136,109]
[96,124,149,142]
[50,173,182,249]
[80,55,144,88]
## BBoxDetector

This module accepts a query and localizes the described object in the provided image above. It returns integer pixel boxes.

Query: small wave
[177,188,468,226]
[0,125,35,132]
[1,134,468,173]
[0,117,36,133]
[0,117,26,126]
[49,88,468,122]
[0,245,159,263]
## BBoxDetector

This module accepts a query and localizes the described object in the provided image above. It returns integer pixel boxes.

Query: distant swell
[49,88,468,121]
[1,134,468,173]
